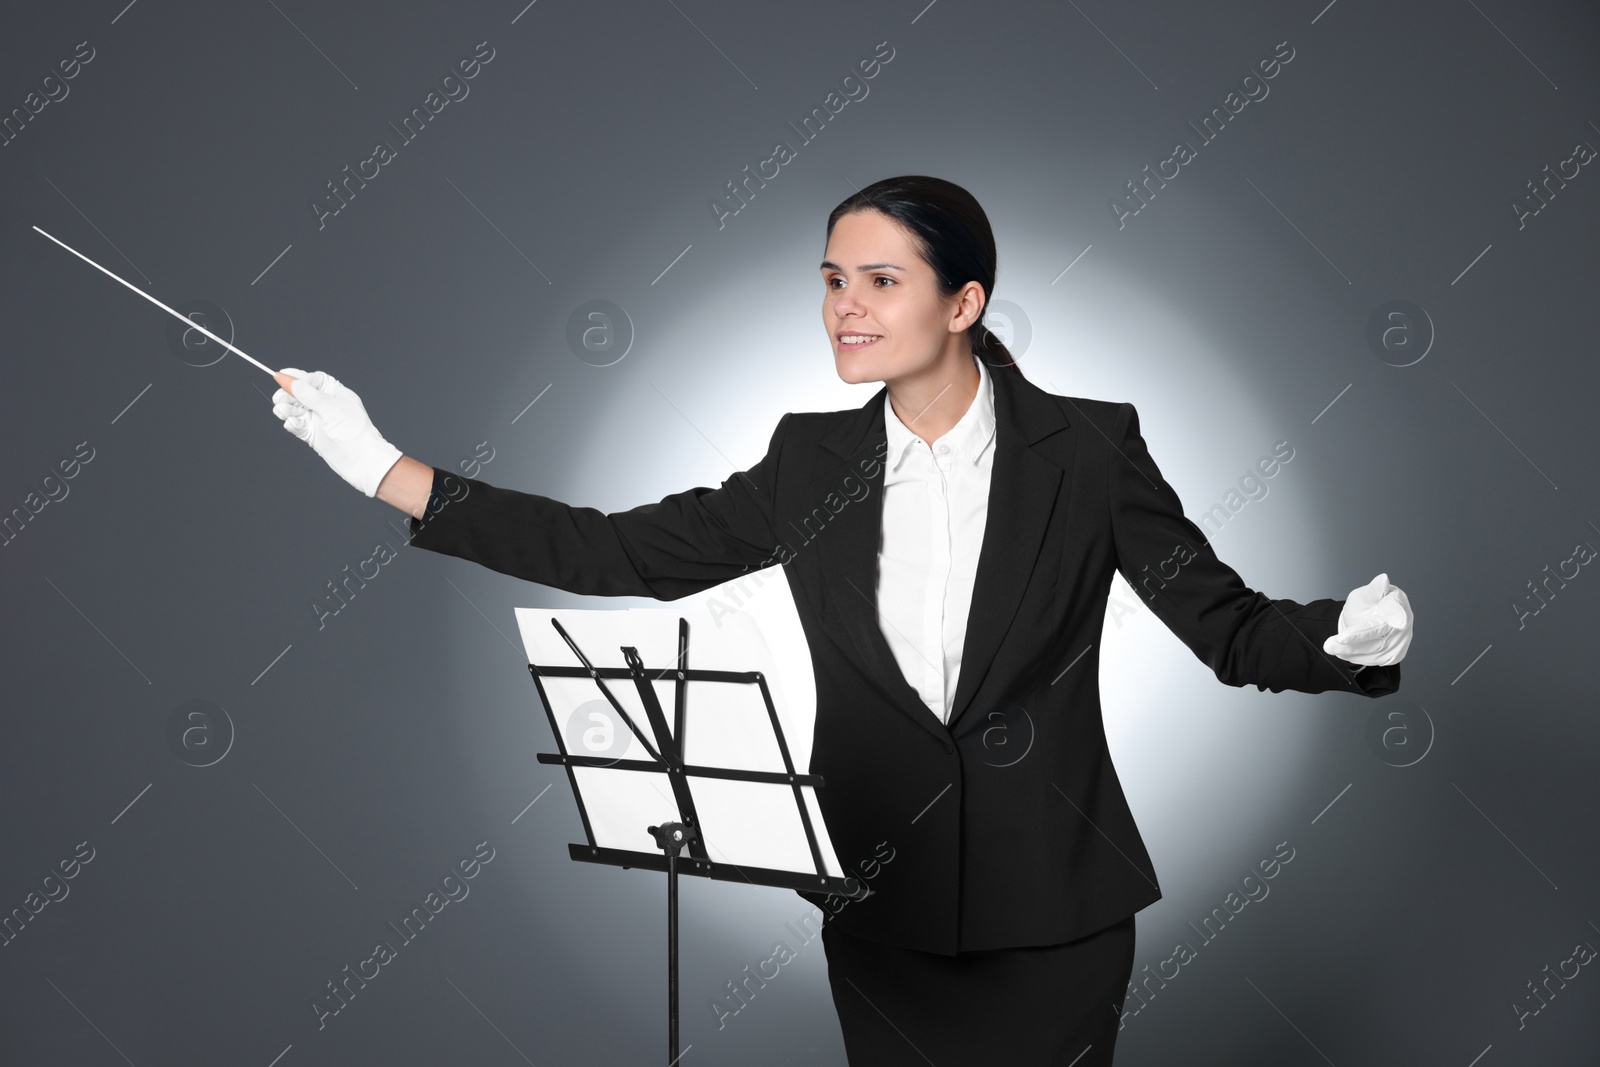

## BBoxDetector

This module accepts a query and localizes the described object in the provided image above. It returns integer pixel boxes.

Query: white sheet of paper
[515,603,843,880]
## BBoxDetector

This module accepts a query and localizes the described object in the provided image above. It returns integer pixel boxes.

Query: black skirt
[820,914,1137,1066]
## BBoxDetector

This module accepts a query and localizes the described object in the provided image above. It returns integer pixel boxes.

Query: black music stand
[525,613,867,1066]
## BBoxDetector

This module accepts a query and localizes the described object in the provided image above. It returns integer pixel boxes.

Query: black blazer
[406,364,1400,956]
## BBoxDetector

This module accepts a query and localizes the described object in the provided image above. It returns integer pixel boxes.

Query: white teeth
[840,335,881,344]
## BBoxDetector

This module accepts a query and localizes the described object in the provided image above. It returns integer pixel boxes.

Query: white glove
[271,368,403,498]
[1323,572,1413,668]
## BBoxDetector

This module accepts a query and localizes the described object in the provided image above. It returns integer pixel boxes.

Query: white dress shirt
[875,356,997,726]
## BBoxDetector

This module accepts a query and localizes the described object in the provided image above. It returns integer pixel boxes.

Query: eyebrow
[819,260,906,272]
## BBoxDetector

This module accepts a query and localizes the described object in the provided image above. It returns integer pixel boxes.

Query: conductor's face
[821,209,976,389]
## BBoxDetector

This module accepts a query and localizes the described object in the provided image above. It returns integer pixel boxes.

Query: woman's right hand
[271,368,404,498]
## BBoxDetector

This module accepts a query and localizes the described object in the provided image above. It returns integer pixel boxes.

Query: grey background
[2,0,1598,1064]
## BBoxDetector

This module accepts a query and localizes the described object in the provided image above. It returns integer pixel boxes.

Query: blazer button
[942,741,954,754]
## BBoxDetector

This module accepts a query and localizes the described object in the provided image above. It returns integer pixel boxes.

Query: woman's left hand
[1323,572,1413,667]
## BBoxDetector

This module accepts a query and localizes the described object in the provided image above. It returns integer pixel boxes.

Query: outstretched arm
[270,368,790,601]
[1107,401,1402,697]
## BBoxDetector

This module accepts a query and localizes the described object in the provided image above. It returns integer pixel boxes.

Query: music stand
[518,608,867,1066]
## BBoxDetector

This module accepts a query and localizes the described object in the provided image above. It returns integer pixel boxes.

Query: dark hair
[825,175,1020,374]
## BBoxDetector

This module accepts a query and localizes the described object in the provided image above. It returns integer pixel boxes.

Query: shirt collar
[883,355,997,472]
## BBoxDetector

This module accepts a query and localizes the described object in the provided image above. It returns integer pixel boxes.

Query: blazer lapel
[810,364,1076,740]
[807,391,940,739]
[946,368,1072,729]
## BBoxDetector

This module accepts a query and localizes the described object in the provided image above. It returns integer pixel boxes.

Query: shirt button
[935,443,949,455]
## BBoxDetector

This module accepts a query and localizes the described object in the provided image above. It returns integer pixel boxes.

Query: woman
[270,175,1413,1065]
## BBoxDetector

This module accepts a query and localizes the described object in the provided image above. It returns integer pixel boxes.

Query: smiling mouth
[838,334,883,349]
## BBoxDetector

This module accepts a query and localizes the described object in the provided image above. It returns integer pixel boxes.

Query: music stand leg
[648,820,696,1066]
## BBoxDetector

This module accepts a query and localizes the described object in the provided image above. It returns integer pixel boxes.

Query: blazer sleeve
[1108,402,1400,697]
[403,412,792,601]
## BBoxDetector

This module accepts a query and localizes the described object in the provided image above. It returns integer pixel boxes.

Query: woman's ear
[952,281,987,332]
